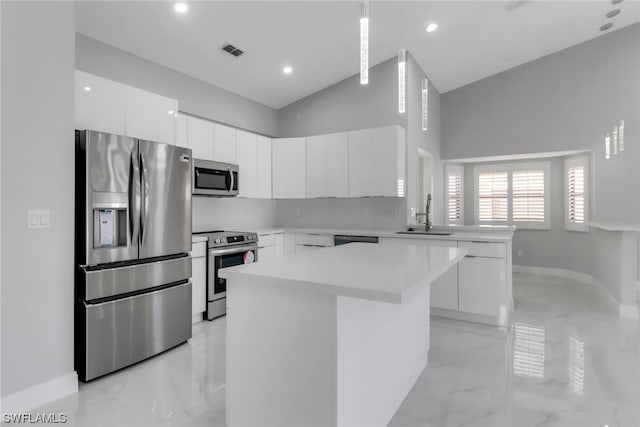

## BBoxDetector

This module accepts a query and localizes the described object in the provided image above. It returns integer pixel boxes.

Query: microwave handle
[228,168,234,192]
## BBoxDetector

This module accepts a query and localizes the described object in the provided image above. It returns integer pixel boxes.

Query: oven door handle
[209,245,257,257]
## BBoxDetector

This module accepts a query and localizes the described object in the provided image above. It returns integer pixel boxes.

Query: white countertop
[588,222,640,232]
[191,235,208,243]
[220,243,467,304]
[251,226,513,242]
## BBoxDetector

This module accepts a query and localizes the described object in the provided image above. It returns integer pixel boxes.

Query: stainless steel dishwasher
[333,235,379,246]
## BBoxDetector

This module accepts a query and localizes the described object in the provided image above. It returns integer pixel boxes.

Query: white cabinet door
[187,116,214,160]
[272,138,306,199]
[236,130,258,198]
[175,113,188,148]
[295,245,322,254]
[274,233,284,257]
[458,256,507,317]
[348,129,372,197]
[379,237,458,310]
[125,86,177,144]
[256,136,272,199]
[75,70,126,135]
[306,135,327,198]
[372,126,405,197]
[258,246,276,261]
[192,256,206,318]
[326,132,349,198]
[213,123,237,164]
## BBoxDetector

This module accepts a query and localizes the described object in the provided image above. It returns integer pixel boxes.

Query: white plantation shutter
[445,165,464,225]
[512,170,545,223]
[565,156,588,231]
[478,172,508,222]
[475,162,550,228]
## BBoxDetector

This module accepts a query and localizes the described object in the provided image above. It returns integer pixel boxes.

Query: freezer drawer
[82,255,191,301]
[80,281,192,382]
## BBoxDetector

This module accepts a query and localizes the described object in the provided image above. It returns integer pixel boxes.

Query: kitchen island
[220,242,467,427]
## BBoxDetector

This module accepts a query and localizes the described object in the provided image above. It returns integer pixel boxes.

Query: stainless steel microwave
[193,159,238,196]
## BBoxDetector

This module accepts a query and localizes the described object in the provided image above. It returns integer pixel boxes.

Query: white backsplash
[192,197,277,232]
[275,198,407,230]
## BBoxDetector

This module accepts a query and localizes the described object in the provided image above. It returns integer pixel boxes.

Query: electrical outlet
[517,249,524,257]
[27,209,50,229]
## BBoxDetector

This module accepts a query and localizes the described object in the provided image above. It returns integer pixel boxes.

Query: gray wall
[442,24,640,224]
[76,34,278,137]
[76,34,278,233]
[276,54,442,229]
[278,57,407,137]
[406,54,443,225]
[1,1,75,396]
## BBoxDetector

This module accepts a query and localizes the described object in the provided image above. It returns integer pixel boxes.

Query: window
[445,164,464,225]
[474,162,550,229]
[565,156,589,231]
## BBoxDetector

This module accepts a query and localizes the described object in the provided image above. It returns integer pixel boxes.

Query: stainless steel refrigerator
[75,130,192,382]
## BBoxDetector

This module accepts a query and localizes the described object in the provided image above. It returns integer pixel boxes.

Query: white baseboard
[0,371,78,413]
[513,265,639,319]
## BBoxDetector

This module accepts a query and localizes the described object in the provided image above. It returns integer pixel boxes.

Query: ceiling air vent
[222,43,244,57]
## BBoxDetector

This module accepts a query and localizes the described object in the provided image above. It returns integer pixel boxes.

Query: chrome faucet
[415,194,432,231]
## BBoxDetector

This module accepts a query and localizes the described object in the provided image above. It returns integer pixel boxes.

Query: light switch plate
[27,210,50,229]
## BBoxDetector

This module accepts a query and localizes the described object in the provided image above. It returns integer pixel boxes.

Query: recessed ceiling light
[600,22,614,31]
[606,8,621,18]
[426,23,438,33]
[283,66,293,75]
[83,86,91,92]
[174,3,188,14]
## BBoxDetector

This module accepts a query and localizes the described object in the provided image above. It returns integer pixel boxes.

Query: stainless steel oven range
[194,231,258,320]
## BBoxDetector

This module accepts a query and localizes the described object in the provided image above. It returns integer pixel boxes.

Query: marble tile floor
[34,272,639,426]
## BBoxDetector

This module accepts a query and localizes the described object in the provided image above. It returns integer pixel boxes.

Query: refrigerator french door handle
[140,154,148,243]
[128,150,140,243]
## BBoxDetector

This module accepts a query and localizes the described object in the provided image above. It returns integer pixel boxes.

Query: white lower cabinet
[191,241,207,323]
[258,245,276,260]
[458,256,507,318]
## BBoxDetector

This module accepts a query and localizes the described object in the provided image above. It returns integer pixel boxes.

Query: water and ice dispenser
[92,192,128,249]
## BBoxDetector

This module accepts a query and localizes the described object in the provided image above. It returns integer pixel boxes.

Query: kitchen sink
[396,229,453,236]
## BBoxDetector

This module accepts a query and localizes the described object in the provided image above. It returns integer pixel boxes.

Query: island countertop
[220,242,467,304]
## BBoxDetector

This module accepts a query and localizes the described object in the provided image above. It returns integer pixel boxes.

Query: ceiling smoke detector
[222,43,244,57]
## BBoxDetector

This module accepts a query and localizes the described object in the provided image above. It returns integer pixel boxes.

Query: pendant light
[398,49,406,114]
[421,78,429,130]
[360,1,369,85]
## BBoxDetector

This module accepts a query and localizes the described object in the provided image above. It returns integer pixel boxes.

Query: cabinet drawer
[258,234,276,247]
[295,244,324,254]
[295,234,334,247]
[191,241,207,258]
[458,241,506,259]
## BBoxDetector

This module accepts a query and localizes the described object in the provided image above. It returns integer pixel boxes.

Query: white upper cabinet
[187,116,215,161]
[124,85,177,145]
[306,135,327,198]
[75,70,126,135]
[325,132,349,198]
[236,130,258,198]
[272,138,306,199]
[175,113,188,148]
[348,126,405,198]
[348,129,373,197]
[256,136,272,199]
[213,123,237,164]
[372,126,406,197]
[75,70,179,145]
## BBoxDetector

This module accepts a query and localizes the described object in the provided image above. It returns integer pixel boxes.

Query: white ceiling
[75,1,640,109]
